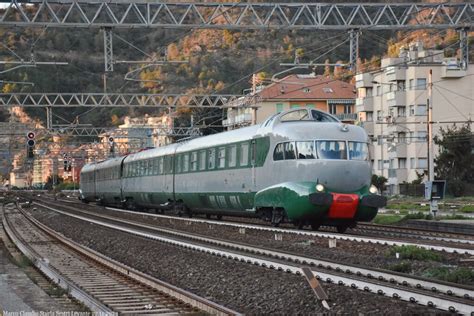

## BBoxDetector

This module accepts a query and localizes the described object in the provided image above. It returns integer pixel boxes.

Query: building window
[399,158,407,169]
[418,158,428,169]
[398,132,406,144]
[416,104,427,116]
[377,159,383,170]
[323,87,333,93]
[366,112,373,122]
[366,87,373,97]
[409,105,415,116]
[344,105,352,114]
[397,106,406,117]
[410,157,415,169]
[397,80,406,91]
[329,104,337,114]
[377,110,383,121]
[416,78,427,90]
[303,88,311,93]
[305,103,314,108]
[376,86,381,96]
[276,103,284,113]
[409,79,414,90]
[417,131,428,142]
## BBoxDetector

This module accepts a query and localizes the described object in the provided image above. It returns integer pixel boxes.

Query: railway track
[28,200,474,314]
[32,194,474,253]
[2,202,238,315]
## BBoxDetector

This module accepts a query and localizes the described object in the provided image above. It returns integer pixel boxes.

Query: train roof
[82,156,125,172]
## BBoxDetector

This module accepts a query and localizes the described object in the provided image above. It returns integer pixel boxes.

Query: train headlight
[369,185,378,194]
[316,184,325,192]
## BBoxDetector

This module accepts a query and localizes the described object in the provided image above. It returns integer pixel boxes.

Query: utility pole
[427,69,437,218]
[251,74,257,125]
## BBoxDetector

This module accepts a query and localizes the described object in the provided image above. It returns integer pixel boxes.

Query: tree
[371,174,388,192]
[434,124,473,196]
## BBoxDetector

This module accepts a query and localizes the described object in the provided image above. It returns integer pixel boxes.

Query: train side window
[183,154,189,172]
[199,151,206,170]
[296,141,316,159]
[208,148,216,169]
[152,158,158,175]
[273,143,284,161]
[176,155,182,173]
[239,143,249,166]
[284,142,296,159]
[146,160,151,176]
[158,157,163,174]
[218,147,226,168]
[228,145,237,167]
[190,152,198,171]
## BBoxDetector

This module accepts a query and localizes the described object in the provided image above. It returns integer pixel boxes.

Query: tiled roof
[257,74,356,100]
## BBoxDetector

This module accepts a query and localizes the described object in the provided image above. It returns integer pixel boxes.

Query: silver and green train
[80,108,386,232]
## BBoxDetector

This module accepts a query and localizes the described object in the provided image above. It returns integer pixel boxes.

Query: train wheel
[297,221,304,229]
[336,225,348,234]
[217,215,222,220]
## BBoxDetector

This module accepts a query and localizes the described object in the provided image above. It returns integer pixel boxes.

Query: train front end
[254,108,386,232]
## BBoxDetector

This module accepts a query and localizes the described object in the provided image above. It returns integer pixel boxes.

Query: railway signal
[26,131,35,159]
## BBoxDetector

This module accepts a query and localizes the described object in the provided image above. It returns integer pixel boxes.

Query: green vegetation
[404,212,432,220]
[388,261,412,273]
[15,254,33,268]
[423,267,474,285]
[387,245,441,261]
[385,203,430,211]
[372,214,403,225]
[459,205,474,213]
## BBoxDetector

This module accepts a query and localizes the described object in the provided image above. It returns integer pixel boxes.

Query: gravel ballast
[27,207,445,314]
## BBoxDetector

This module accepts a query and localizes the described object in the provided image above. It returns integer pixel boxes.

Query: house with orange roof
[224,74,357,129]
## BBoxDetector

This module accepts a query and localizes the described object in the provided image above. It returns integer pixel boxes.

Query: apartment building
[356,42,473,194]
[224,74,357,129]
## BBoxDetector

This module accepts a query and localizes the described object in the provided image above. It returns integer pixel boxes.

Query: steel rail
[99,206,474,254]
[2,204,114,314]
[10,203,239,316]
[32,201,474,314]
[0,1,472,30]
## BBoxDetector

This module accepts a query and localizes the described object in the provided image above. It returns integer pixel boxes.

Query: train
[79,107,386,232]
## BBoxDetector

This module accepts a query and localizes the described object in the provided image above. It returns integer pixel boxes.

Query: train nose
[316,161,371,191]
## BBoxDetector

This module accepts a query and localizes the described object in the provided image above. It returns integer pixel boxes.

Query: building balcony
[441,65,467,78]
[385,66,406,81]
[386,91,406,107]
[388,144,407,158]
[223,113,252,127]
[336,113,358,122]
[355,73,374,88]
[355,97,373,112]
[388,168,408,181]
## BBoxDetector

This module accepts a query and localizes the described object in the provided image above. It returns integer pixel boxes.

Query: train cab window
[316,141,347,160]
[183,154,189,172]
[296,141,316,159]
[190,152,198,171]
[349,142,369,161]
[228,145,237,167]
[280,110,309,122]
[218,147,226,168]
[284,142,296,159]
[199,151,206,170]
[273,143,284,161]
[311,110,338,122]
[208,148,216,169]
[239,143,249,166]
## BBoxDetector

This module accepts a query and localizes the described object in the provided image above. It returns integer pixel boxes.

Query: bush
[459,205,474,213]
[423,267,474,284]
[448,180,465,197]
[388,261,412,273]
[388,245,441,261]
[373,215,403,225]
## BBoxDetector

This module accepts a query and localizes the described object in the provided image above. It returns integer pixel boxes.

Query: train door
[251,139,257,191]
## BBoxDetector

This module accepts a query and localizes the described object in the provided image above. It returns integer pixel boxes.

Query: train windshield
[316,141,347,160]
[348,142,369,161]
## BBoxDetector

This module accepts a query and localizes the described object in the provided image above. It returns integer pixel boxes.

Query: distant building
[355,41,473,194]
[224,74,357,129]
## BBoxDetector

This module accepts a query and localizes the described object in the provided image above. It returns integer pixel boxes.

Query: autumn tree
[434,124,473,196]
